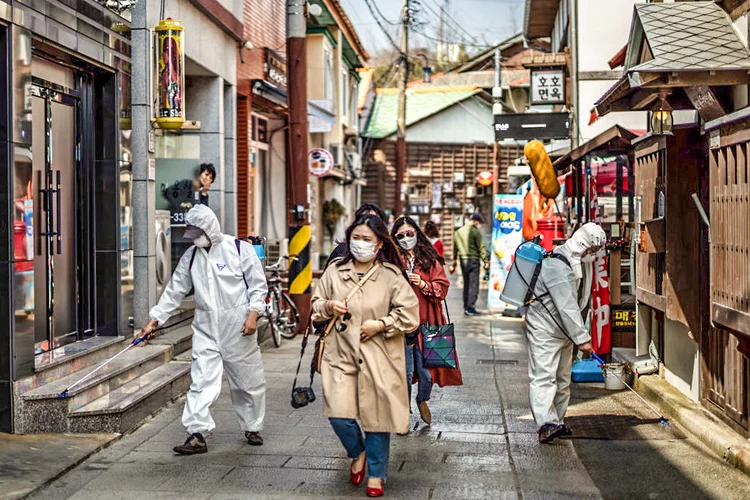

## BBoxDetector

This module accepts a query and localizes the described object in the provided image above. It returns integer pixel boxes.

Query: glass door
[31,81,79,353]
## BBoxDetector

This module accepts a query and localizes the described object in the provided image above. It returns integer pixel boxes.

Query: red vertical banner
[590,179,611,354]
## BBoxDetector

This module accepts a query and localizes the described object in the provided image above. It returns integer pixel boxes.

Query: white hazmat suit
[525,222,606,429]
[149,205,268,435]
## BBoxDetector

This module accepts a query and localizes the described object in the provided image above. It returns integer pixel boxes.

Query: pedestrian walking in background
[525,223,605,444]
[449,213,489,316]
[312,214,419,497]
[392,217,463,431]
[423,220,444,257]
[140,204,268,455]
[325,203,388,269]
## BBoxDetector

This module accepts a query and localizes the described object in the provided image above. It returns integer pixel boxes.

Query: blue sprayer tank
[499,241,547,307]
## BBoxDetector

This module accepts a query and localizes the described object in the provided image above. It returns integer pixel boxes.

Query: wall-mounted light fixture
[650,94,673,135]
[239,40,254,64]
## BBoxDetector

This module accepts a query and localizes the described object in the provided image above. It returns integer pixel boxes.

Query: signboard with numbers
[530,69,564,105]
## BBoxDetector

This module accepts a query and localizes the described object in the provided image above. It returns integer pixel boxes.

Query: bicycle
[264,255,301,348]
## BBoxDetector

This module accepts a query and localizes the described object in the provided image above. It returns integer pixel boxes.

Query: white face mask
[194,234,211,248]
[581,254,596,263]
[398,235,417,251]
[350,240,378,263]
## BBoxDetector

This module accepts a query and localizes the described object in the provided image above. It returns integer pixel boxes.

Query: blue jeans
[405,341,433,404]
[329,418,391,480]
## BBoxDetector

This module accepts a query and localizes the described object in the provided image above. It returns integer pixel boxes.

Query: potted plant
[322,199,346,242]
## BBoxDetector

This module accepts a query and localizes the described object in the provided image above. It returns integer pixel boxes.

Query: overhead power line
[362,0,401,51]
[421,0,478,45]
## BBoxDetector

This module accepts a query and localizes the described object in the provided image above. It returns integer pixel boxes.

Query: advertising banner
[590,179,611,354]
[488,194,524,309]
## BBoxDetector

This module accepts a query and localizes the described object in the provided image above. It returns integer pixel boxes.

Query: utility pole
[394,0,409,216]
[492,47,501,200]
[286,0,311,329]
[570,0,579,148]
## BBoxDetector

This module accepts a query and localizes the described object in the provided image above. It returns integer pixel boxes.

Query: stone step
[150,325,193,356]
[18,337,128,393]
[17,345,172,434]
[68,362,191,434]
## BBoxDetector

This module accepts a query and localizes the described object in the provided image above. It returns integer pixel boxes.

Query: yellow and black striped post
[288,224,312,295]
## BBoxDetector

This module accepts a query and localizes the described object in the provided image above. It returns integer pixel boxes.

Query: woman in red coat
[423,220,444,256]
[392,216,463,429]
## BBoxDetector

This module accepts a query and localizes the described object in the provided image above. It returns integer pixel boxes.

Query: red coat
[403,257,463,388]
[432,239,444,256]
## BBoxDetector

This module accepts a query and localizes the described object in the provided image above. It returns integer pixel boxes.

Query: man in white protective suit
[524,222,606,444]
[140,204,268,454]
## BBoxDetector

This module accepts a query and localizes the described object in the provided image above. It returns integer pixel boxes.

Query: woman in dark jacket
[391,216,463,429]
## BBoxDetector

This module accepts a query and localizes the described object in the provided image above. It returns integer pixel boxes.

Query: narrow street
[29,283,749,500]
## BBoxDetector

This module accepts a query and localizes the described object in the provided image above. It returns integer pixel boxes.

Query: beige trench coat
[312,260,420,433]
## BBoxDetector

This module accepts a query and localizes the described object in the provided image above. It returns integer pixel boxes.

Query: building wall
[390,98,495,144]
[238,0,286,92]
[579,80,645,143]
[663,318,701,403]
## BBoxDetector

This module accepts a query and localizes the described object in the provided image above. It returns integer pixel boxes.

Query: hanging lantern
[650,97,673,136]
[155,18,185,130]
[477,170,493,187]
[113,23,132,130]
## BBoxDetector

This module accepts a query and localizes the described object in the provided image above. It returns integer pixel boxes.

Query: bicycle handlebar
[265,254,298,272]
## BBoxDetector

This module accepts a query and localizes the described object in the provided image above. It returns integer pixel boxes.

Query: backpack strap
[188,246,198,271]
[548,252,571,268]
[235,238,249,290]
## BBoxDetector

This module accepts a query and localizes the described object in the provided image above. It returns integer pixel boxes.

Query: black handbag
[291,315,317,409]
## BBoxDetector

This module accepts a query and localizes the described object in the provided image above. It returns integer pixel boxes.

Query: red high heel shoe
[366,485,384,497]
[350,456,365,485]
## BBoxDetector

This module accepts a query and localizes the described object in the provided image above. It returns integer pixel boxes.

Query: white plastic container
[603,363,627,390]
[500,241,547,307]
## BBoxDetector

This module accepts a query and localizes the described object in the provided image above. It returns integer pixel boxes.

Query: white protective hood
[186,204,224,246]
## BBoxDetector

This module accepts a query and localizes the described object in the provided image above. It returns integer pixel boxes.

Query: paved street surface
[30,281,750,500]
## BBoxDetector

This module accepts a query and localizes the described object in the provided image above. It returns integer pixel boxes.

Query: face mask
[194,234,211,248]
[398,235,417,251]
[581,254,596,264]
[350,240,378,263]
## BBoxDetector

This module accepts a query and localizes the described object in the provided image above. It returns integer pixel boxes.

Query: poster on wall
[488,194,524,309]
[431,182,442,208]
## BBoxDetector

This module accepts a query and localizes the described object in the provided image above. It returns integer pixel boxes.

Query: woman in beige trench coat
[312,214,419,498]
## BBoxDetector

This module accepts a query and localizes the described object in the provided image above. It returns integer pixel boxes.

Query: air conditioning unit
[330,144,342,166]
[265,238,290,269]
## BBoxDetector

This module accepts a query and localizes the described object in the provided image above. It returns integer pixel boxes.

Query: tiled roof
[631,2,750,72]
[362,88,482,139]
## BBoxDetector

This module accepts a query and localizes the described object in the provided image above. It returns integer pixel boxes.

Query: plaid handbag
[419,300,457,369]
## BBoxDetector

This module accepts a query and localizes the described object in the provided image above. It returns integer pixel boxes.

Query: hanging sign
[488,194,524,309]
[530,69,565,105]
[266,49,288,89]
[155,18,185,130]
[590,179,611,354]
[309,148,334,177]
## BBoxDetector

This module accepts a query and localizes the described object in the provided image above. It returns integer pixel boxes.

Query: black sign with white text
[494,112,570,141]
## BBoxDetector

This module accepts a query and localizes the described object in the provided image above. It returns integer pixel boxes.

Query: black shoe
[174,433,207,455]
[467,308,483,316]
[559,424,573,437]
[464,309,472,316]
[537,423,566,444]
[245,431,264,446]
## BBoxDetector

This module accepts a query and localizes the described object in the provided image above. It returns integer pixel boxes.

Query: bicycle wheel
[268,290,282,348]
[278,293,301,339]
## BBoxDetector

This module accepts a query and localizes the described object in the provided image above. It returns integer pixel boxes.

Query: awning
[308,100,336,125]
[554,125,639,173]
[592,2,750,120]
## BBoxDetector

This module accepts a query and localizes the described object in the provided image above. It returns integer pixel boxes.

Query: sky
[339,0,526,58]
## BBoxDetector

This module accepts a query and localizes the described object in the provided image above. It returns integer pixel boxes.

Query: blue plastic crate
[571,358,604,383]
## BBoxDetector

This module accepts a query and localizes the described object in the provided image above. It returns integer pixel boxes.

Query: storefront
[1,0,131,431]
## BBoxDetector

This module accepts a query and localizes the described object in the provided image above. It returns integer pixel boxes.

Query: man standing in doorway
[450,213,489,316]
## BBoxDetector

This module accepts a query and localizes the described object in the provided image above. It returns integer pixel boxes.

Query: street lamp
[650,97,673,135]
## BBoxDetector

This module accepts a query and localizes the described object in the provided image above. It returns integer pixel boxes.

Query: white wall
[389,97,494,144]
[578,0,641,72]
[663,318,701,403]
[579,80,646,143]
[148,0,237,85]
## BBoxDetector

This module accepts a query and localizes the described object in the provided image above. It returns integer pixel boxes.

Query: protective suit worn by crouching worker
[141,204,268,454]
[525,222,606,443]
